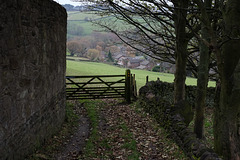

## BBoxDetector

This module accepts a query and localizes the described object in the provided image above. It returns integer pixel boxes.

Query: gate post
[125,69,131,103]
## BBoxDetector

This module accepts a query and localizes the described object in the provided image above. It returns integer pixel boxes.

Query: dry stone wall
[0,0,67,159]
[138,81,220,159]
[142,80,215,108]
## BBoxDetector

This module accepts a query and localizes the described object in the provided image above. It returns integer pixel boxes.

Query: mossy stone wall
[138,81,220,160]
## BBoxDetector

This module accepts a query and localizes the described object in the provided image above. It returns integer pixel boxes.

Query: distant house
[136,65,146,69]
[135,56,145,60]
[140,60,155,70]
[117,57,128,66]
[127,58,143,68]
[140,60,149,66]
[113,54,128,66]
[114,54,155,70]
[114,54,126,61]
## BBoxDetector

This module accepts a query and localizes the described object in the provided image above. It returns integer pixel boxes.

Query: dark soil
[26,102,91,160]
[56,112,90,159]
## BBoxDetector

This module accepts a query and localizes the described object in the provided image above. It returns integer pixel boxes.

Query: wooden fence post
[125,69,131,103]
[133,74,137,98]
[146,76,149,84]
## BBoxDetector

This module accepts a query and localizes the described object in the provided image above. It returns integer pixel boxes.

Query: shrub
[152,66,161,72]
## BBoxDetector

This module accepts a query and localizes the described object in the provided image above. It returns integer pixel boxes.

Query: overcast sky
[54,0,81,6]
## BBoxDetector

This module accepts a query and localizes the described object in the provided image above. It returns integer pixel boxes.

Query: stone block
[0,0,67,158]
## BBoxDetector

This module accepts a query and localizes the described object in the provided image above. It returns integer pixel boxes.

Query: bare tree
[213,0,240,158]
[67,41,82,56]
[77,0,201,103]
[74,0,240,158]
[193,0,212,139]
[188,0,240,158]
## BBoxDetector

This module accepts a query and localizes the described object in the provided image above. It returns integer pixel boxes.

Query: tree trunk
[194,26,210,139]
[214,0,240,159]
[172,0,189,104]
[194,0,211,139]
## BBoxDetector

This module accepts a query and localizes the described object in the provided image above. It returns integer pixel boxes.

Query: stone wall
[142,80,215,108]
[138,81,220,159]
[0,0,67,159]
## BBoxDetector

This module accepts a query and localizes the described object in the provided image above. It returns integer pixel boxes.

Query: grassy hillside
[66,60,216,90]
[67,11,107,36]
[68,11,100,20]
[67,11,135,36]
[67,11,95,36]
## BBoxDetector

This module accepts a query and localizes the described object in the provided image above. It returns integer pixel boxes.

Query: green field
[67,11,136,36]
[67,11,107,36]
[66,60,216,90]
[68,11,101,20]
[66,56,90,61]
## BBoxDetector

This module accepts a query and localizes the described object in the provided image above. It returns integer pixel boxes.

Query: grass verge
[119,120,140,160]
[79,100,99,158]
[79,99,141,159]
[189,107,214,149]
[26,102,80,159]
[79,100,114,159]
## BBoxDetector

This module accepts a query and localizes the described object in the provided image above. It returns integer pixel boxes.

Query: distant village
[64,4,176,74]
[67,44,176,74]
[108,49,175,73]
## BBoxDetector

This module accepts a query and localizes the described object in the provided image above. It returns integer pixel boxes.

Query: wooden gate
[66,70,136,103]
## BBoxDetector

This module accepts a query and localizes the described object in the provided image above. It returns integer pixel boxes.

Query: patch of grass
[67,11,110,36]
[65,102,79,124]
[98,138,114,159]
[66,60,216,91]
[26,102,79,159]
[68,21,95,36]
[204,108,214,148]
[188,108,214,149]
[66,56,90,61]
[67,11,124,35]
[67,11,155,36]
[161,129,188,159]
[67,11,100,21]
[80,100,99,158]
[79,100,113,159]
[118,120,140,160]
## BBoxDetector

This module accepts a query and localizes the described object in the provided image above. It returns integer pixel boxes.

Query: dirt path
[56,111,90,159]
[26,102,91,160]
[27,99,187,159]
[88,99,187,160]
